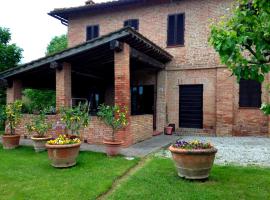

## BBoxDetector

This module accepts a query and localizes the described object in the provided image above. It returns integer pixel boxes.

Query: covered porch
[0,27,172,147]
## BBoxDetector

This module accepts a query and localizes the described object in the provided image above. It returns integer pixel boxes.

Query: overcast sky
[0,0,108,63]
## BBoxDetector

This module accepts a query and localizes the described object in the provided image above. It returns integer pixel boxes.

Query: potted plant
[169,140,217,180]
[165,126,173,135]
[26,111,52,152]
[97,104,128,156]
[0,100,23,149]
[45,103,89,168]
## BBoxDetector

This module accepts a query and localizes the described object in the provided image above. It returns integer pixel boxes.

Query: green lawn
[0,145,139,200]
[106,157,270,200]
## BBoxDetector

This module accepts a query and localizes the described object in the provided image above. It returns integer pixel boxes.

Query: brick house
[1,0,269,147]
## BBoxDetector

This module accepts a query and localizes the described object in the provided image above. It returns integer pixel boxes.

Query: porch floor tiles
[0,134,180,157]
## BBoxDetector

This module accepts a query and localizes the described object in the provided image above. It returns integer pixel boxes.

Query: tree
[209,0,270,113]
[0,27,23,130]
[46,34,68,56]
[22,89,56,114]
[0,27,23,72]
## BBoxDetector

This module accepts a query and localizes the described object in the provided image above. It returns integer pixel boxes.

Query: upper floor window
[239,79,261,108]
[167,13,185,46]
[124,19,139,30]
[86,25,99,41]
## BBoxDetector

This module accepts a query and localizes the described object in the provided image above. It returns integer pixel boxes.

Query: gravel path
[156,136,270,167]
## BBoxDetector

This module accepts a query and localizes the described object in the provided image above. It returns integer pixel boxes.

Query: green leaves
[1,100,23,134]
[26,111,52,137]
[97,104,128,140]
[45,34,68,56]
[0,27,23,72]
[22,89,56,114]
[60,103,90,135]
[210,0,270,113]
[209,0,270,83]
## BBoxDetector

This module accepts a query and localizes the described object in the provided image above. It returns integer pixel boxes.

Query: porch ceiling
[0,27,172,81]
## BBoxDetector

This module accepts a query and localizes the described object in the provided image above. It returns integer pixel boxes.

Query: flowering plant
[0,100,23,135]
[172,140,213,150]
[47,134,80,145]
[97,104,128,141]
[26,111,52,137]
[60,103,90,135]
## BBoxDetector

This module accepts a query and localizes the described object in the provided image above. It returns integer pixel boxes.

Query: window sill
[166,45,185,48]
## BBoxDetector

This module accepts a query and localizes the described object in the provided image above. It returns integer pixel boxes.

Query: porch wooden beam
[131,48,165,69]
[72,70,104,80]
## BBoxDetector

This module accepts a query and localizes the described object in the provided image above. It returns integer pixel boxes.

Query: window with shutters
[124,19,139,30]
[86,25,99,41]
[239,79,261,108]
[167,13,185,46]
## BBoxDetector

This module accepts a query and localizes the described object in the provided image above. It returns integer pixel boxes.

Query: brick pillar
[216,68,234,136]
[6,79,22,104]
[156,70,167,132]
[56,62,72,111]
[114,43,132,146]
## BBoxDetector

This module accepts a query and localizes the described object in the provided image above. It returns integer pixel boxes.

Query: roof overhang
[0,27,172,80]
[48,0,170,24]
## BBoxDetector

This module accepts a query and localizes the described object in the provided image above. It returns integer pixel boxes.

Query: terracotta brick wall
[14,114,153,145]
[13,114,59,137]
[131,115,153,143]
[114,43,132,146]
[6,80,22,104]
[65,0,269,137]
[232,75,269,136]
[68,0,232,68]
[56,62,72,110]
[216,68,234,136]
[167,68,216,135]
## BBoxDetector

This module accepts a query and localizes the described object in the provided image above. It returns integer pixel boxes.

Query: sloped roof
[49,0,169,24]
[0,27,172,79]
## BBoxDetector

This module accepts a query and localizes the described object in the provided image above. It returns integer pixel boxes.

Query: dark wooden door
[179,85,203,128]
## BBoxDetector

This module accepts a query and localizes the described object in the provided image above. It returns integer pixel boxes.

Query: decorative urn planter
[169,140,217,180]
[45,142,81,168]
[2,134,20,149]
[103,138,123,156]
[31,136,51,152]
[165,126,173,135]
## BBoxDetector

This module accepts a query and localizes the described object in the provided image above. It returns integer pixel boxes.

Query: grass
[106,157,270,200]
[0,145,139,200]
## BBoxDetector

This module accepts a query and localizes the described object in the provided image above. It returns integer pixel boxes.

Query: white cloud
[0,0,108,63]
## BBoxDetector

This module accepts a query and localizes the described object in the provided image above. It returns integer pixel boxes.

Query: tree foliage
[210,0,270,114]
[46,34,68,56]
[209,0,270,83]
[22,89,56,114]
[0,27,23,72]
[0,27,23,130]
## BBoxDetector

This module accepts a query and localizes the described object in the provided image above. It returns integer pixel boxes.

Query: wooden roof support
[131,48,165,69]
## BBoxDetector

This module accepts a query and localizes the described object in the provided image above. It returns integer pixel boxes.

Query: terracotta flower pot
[169,145,217,180]
[45,142,81,168]
[31,136,51,152]
[165,126,173,135]
[2,134,20,149]
[103,138,123,156]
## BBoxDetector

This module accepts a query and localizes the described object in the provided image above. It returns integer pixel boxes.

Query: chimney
[85,0,95,5]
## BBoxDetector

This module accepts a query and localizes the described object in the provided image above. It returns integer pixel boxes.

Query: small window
[239,79,261,108]
[86,25,99,41]
[124,19,139,30]
[167,13,185,46]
